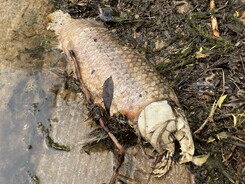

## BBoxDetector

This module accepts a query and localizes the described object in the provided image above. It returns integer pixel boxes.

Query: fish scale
[51,14,179,122]
[47,10,197,177]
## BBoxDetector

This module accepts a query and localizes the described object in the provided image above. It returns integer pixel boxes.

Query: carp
[47,10,196,176]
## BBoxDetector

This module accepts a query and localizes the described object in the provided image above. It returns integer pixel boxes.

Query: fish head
[46,10,72,35]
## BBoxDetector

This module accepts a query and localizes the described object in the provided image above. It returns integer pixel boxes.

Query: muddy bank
[0,0,63,183]
[0,0,244,183]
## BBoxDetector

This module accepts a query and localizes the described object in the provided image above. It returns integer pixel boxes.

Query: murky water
[0,0,65,183]
[0,1,194,183]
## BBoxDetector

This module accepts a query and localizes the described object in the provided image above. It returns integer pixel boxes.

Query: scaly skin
[47,11,179,122]
[47,10,196,177]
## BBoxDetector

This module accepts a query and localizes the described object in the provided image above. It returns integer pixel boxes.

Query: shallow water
[0,67,62,183]
[0,1,121,183]
[0,0,64,182]
[0,1,194,183]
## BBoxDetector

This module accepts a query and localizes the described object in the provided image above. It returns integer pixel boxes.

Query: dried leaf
[231,114,237,126]
[173,0,193,14]
[102,76,114,115]
[207,137,216,143]
[216,134,221,140]
[209,0,220,37]
[233,10,240,17]
[217,94,227,108]
[211,16,220,37]
[241,11,245,19]
[225,113,243,126]
[199,47,203,52]
[191,154,209,166]
[213,30,220,37]
[210,0,215,9]
[195,47,210,59]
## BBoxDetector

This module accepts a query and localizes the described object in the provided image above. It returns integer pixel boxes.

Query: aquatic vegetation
[25,79,38,93]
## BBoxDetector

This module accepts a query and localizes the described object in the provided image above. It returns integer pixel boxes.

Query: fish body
[47,10,195,176]
[48,12,178,122]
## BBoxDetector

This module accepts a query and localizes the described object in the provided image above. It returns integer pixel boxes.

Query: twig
[69,50,93,104]
[240,55,245,74]
[69,49,125,184]
[194,99,217,134]
[98,117,125,184]
[222,139,245,149]
[194,69,225,134]
[216,1,228,11]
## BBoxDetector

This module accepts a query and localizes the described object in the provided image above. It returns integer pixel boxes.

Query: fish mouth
[46,10,72,35]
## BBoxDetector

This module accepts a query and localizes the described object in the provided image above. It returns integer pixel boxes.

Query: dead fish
[47,10,197,176]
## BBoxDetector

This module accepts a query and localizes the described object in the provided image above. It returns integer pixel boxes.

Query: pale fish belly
[47,10,198,177]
